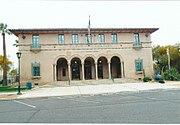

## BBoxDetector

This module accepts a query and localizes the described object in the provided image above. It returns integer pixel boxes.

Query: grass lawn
[0,86,27,92]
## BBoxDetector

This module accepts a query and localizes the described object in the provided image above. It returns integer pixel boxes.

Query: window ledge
[30,48,41,53]
[32,76,41,79]
[133,45,142,48]
[136,71,143,74]
[30,44,41,53]
[133,43,142,49]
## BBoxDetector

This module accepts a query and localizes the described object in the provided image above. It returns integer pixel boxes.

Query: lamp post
[16,52,22,95]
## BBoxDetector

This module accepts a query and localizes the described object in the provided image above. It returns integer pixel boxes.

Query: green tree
[168,45,180,73]
[10,69,17,75]
[0,23,11,86]
[153,44,180,74]
[13,40,19,47]
[153,45,168,73]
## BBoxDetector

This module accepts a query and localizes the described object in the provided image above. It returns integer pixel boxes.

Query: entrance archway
[56,58,68,81]
[111,56,121,78]
[71,58,81,80]
[84,57,95,80]
[97,57,108,79]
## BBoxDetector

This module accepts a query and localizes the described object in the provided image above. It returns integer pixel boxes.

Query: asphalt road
[0,89,179,123]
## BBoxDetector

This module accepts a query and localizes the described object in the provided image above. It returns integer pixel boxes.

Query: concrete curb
[0,82,179,100]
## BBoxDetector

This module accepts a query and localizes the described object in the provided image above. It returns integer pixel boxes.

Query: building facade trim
[10,27,158,86]
[9,28,159,36]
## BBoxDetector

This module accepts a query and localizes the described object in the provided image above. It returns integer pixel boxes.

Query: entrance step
[43,78,142,87]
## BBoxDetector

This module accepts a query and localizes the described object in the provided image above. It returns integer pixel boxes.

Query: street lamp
[16,52,22,95]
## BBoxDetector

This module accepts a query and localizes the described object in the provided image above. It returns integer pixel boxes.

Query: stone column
[121,61,124,78]
[82,62,85,80]
[95,62,98,80]
[108,61,111,79]
[68,62,71,81]
[53,64,57,81]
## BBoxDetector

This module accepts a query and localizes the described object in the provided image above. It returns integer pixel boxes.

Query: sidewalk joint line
[77,86,82,95]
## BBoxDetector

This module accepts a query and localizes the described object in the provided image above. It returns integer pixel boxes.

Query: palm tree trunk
[2,32,7,86]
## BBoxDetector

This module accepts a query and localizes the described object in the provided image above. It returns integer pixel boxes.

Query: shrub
[164,68,180,81]
[138,78,142,80]
[159,80,165,84]
[143,77,151,82]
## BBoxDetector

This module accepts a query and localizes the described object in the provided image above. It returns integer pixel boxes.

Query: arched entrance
[71,57,81,80]
[84,57,95,80]
[97,57,108,79]
[111,56,121,78]
[56,58,68,81]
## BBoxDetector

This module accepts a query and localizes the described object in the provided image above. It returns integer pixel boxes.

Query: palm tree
[0,23,11,86]
[13,40,19,47]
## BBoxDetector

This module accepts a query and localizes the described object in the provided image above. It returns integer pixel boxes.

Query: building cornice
[9,28,159,36]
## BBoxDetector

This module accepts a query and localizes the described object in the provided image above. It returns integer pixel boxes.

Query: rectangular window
[72,34,78,44]
[134,33,140,46]
[111,34,117,43]
[135,58,143,72]
[31,62,40,76]
[98,34,105,42]
[58,34,65,44]
[32,34,39,48]
[85,34,92,43]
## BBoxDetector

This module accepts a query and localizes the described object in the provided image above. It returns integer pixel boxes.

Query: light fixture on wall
[145,33,149,37]
[22,34,26,39]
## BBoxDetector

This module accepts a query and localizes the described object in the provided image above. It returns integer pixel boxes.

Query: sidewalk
[0,82,179,100]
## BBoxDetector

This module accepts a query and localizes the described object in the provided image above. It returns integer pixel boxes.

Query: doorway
[98,60,103,79]
[56,58,68,81]
[111,56,121,78]
[71,58,81,80]
[84,60,92,79]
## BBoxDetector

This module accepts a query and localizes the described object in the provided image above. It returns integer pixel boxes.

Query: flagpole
[88,15,90,34]
[88,15,91,44]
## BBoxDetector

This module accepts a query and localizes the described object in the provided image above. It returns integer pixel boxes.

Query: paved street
[0,89,179,123]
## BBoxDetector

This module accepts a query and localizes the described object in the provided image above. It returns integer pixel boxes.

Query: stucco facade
[10,28,158,86]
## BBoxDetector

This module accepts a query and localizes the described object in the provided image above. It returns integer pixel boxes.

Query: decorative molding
[32,76,41,79]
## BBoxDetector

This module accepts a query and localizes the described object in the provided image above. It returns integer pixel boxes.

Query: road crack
[26,109,40,123]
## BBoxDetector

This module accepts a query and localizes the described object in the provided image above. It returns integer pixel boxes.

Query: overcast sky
[0,0,180,68]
